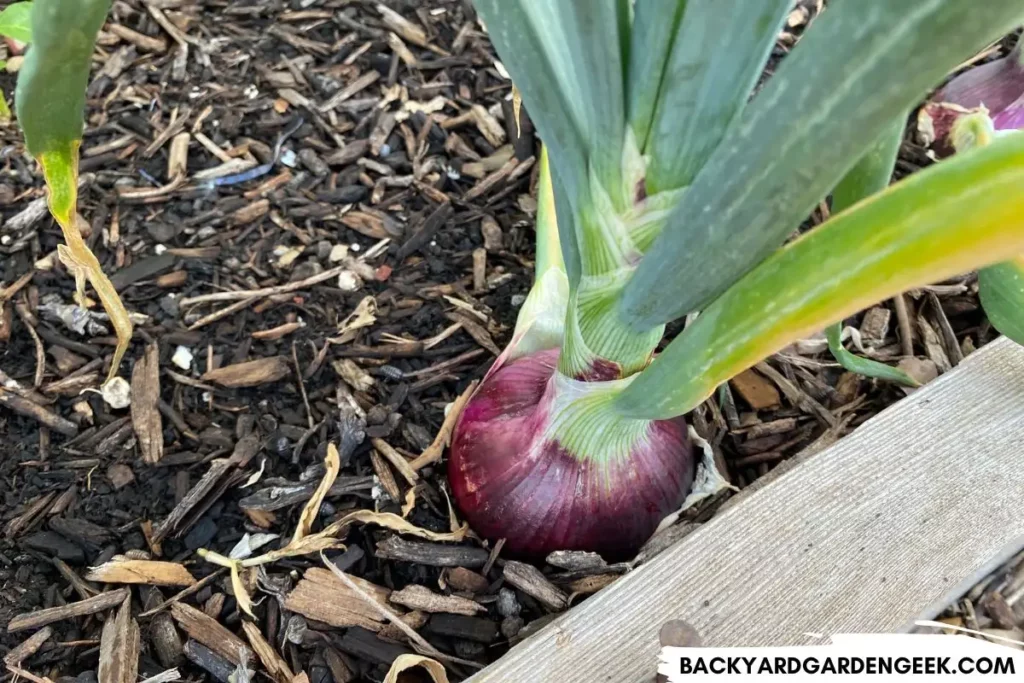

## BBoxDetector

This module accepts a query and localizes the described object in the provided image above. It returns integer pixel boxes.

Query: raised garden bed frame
[468,336,1024,682]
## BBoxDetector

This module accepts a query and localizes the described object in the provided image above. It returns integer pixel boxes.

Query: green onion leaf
[551,169,581,287]
[621,0,1024,330]
[642,0,791,194]
[830,119,905,217]
[979,259,1024,345]
[826,324,919,388]
[15,0,133,383]
[0,2,33,44]
[615,134,1024,419]
[475,0,628,208]
[825,116,917,386]
[625,0,687,151]
[16,0,108,162]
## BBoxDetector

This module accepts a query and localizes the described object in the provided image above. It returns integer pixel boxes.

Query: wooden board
[470,337,1024,682]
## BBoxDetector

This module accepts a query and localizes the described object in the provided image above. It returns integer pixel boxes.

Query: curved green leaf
[15,0,131,383]
[979,259,1024,345]
[643,0,791,193]
[0,2,32,44]
[615,134,1024,419]
[826,324,918,387]
[620,0,1024,331]
[825,116,917,386]
[474,0,628,210]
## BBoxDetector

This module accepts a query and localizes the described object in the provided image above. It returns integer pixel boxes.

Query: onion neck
[539,367,655,466]
[557,133,683,380]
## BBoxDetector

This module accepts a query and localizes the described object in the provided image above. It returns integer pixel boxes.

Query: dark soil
[0,1,1011,681]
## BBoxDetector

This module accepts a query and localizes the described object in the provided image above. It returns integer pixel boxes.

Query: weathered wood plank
[470,337,1024,682]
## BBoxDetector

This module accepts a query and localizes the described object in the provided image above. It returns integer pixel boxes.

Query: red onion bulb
[449,348,694,559]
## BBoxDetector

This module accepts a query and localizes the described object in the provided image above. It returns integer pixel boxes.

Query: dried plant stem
[180,265,351,307]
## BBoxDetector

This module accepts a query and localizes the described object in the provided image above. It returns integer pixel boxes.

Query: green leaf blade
[644,0,791,193]
[825,323,918,387]
[831,118,905,216]
[15,0,110,162]
[825,116,915,384]
[0,2,33,44]
[621,0,1024,330]
[626,0,687,151]
[475,0,627,208]
[980,259,1024,345]
[615,134,1024,419]
[474,0,588,205]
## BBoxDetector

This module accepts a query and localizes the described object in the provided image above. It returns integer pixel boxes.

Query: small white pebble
[154,244,167,255]
[171,345,194,371]
[337,271,361,292]
[100,377,131,410]
[510,294,527,307]
[328,244,349,263]
[350,243,361,252]
[280,149,297,167]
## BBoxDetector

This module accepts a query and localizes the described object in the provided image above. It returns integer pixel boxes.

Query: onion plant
[12,0,132,384]
[449,0,1024,558]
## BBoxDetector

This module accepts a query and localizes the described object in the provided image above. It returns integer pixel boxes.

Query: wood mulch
[0,0,1012,680]
[922,548,1024,647]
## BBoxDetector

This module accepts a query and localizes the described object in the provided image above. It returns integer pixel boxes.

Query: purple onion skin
[923,47,1024,151]
[938,57,1023,121]
[449,348,695,560]
[993,104,1024,130]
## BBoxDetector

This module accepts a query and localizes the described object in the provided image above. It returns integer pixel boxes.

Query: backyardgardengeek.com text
[676,656,1016,676]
